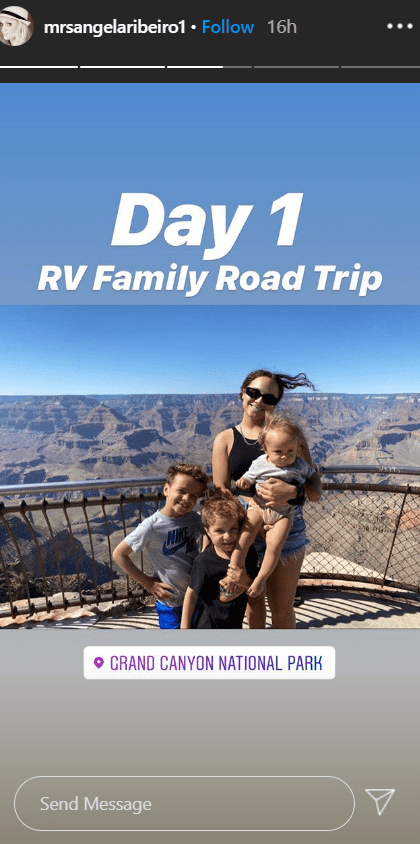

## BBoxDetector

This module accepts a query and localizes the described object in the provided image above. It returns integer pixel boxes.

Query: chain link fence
[303,482,420,592]
[1,472,419,618]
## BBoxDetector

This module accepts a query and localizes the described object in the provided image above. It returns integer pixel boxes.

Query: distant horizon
[2,390,420,399]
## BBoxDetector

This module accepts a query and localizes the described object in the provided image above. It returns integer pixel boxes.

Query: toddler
[221,417,316,601]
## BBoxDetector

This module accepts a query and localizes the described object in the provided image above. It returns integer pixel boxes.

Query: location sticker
[94,657,104,669]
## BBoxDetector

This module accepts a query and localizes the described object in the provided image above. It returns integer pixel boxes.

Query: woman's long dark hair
[239,369,315,402]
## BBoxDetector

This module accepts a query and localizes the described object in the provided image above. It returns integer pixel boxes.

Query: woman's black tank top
[228,427,263,482]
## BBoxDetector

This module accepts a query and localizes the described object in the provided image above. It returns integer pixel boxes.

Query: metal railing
[1,468,420,619]
[306,466,420,595]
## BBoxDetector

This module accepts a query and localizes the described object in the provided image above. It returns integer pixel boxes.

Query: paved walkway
[93,586,420,630]
[3,585,419,629]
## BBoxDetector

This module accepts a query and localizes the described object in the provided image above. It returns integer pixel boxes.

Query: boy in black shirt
[181,490,259,629]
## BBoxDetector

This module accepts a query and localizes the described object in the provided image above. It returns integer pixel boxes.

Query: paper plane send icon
[365,789,395,816]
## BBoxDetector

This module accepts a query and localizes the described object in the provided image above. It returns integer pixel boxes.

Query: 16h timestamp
[268,20,297,34]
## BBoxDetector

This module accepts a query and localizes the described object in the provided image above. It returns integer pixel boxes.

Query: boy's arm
[180,587,198,629]
[113,539,175,602]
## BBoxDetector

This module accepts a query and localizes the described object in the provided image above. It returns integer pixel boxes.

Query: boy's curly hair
[165,463,208,493]
[201,487,246,530]
[258,414,306,451]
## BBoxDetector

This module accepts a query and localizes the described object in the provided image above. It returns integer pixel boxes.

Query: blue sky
[1,83,419,305]
[1,83,419,394]
[0,305,418,395]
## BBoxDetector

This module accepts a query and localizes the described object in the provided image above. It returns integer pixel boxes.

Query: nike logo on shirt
[162,537,190,556]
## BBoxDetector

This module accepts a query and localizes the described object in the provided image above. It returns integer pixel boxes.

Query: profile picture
[0,6,33,46]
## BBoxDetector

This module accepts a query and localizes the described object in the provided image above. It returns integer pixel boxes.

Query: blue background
[2,83,419,305]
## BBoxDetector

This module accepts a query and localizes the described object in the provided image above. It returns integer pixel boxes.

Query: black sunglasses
[245,386,279,406]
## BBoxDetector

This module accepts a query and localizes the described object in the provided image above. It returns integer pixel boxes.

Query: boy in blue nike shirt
[113,463,208,628]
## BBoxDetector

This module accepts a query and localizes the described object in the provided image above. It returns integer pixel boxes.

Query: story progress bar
[3,65,420,70]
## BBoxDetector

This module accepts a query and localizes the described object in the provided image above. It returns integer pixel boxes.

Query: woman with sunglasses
[212,369,321,628]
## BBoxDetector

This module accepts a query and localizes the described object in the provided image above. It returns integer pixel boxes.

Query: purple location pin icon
[94,657,104,669]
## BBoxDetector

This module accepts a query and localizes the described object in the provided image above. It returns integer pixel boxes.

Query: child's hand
[256,478,294,507]
[236,476,250,490]
[226,564,252,587]
[220,564,252,595]
[219,575,244,595]
[247,577,266,598]
[149,580,174,601]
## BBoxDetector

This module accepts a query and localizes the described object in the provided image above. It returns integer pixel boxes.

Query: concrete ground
[93,586,420,630]
[2,583,419,629]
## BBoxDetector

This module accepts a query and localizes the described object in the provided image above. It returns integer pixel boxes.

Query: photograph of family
[1,82,419,630]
